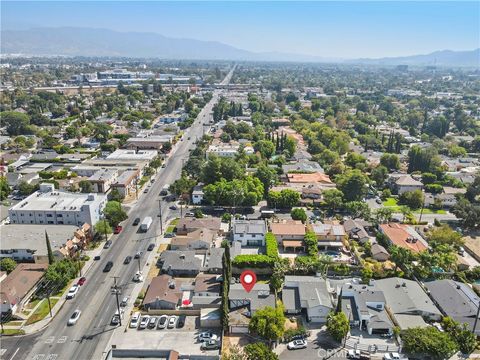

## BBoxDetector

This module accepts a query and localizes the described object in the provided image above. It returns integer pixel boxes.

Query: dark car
[169,205,178,210]
[147,244,155,251]
[124,256,132,264]
[104,240,112,249]
[94,255,101,261]
[133,218,140,226]
[177,315,186,328]
[134,251,142,259]
[103,261,113,272]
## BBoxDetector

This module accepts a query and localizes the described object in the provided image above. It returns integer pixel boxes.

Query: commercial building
[126,135,173,150]
[106,149,158,162]
[87,168,118,193]
[8,183,107,227]
[111,169,141,198]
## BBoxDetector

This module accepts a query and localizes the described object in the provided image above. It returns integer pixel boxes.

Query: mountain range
[1,27,479,67]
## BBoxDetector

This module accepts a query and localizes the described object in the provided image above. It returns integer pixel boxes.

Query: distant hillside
[1,27,478,66]
[351,49,480,67]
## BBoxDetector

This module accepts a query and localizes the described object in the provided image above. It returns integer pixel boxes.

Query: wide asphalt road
[1,83,225,360]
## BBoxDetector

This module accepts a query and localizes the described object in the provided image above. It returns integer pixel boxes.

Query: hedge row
[232,254,275,268]
[265,232,279,259]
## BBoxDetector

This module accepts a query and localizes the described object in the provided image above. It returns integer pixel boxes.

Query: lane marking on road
[44,337,55,344]
[31,355,45,360]
[45,355,58,360]
[0,349,6,356]
[8,348,19,360]
[56,336,67,344]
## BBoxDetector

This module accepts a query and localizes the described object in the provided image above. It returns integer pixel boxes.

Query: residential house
[193,274,221,297]
[282,160,324,174]
[283,276,334,322]
[111,169,141,198]
[391,174,423,195]
[176,218,222,236]
[270,220,306,252]
[229,283,275,315]
[204,247,224,274]
[375,278,442,329]
[287,172,334,186]
[425,279,480,335]
[310,223,346,251]
[87,169,118,193]
[341,283,393,335]
[343,219,371,244]
[371,244,390,262]
[157,251,202,277]
[170,228,216,253]
[378,223,428,253]
[142,275,182,310]
[0,263,48,315]
[231,219,267,247]
[191,185,204,205]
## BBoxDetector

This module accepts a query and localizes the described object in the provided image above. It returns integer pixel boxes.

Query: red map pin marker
[240,270,257,293]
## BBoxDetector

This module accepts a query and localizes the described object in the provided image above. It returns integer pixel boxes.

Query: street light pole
[112,277,122,326]
[158,199,163,234]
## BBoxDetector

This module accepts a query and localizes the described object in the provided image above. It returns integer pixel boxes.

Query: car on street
[120,296,129,307]
[134,251,142,259]
[103,261,113,272]
[185,212,195,217]
[169,205,178,210]
[167,315,177,328]
[143,188,149,193]
[133,217,141,226]
[147,243,155,251]
[384,353,401,360]
[124,256,132,264]
[200,340,221,350]
[147,316,157,329]
[114,225,123,234]
[66,285,79,299]
[198,332,218,342]
[94,255,101,261]
[139,315,150,329]
[164,232,174,238]
[157,315,168,329]
[111,310,124,326]
[104,240,112,249]
[77,277,86,286]
[129,312,140,328]
[67,309,81,326]
[132,271,143,282]
[376,198,382,204]
[347,350,361,359]
[287,339,307,350]
[177,315,186,328]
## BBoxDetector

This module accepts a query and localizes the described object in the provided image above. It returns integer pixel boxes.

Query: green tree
[361,266,373,284]
[18,181,37,196]
[370,166,388,187]
[0,176,11,201]
[244,343,278,360]
[427,225,463,246]
[322,188,344,211]
[304,230,319,257]
[390,246,415,273]
[336,169,369,202]
[380,153,400,170]
[95,219,112,235]
[374,207,393,223]
[254,140,276,159]
[398,190,424,210]
[326,311,350,342]
[170,174,196,197]
[0,258,17,274]
[291,208,307,223]
[402,326,457,359]
[345,152,367,168]
[45,231,55,265]
[104,201,128,226]
[78,180,93,193]
[162,141,172,153]
[0,111,33,136]
[255,164,278,196]
[108,188,124,203]
[345,201,371,220]
[249,305,286,344]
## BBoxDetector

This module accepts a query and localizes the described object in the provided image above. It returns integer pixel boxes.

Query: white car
[132,272,143,282]
[287,339,307,350]
[67,309,81,326]
[167,315,177,328]
[129,312,140,328]
[138,315,150,329]
[66,285,79,299]
[157,315,168,329]
[384,353,401,360]
[198,332,218,342]
[347,349,361,359]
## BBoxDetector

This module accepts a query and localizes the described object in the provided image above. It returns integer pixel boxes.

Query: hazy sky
[2,1,479,58]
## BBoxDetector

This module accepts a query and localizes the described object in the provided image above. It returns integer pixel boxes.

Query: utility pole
[180,203,183,218]
[158,199,163,234]
[112,277,122,326]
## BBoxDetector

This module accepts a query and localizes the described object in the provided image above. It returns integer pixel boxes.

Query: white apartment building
[206,143,254,158]
[8,183,107,227]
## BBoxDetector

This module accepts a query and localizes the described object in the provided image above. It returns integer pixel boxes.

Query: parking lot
[109,315,221,356]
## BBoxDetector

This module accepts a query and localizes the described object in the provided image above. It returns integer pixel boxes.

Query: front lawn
[383,197,398,207]
[25,298,59,325]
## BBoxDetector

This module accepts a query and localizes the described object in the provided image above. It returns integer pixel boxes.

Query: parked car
[104,240,112,249]
[384,353,400,360]
[132,271,143,282]
[169,205,178,210]
[458,246,465,256]
[66,285,79,299]
[164,232,174,238]
[129,312,140,328]
[200,340,220,350]
[287,339,307,350]
[157,315,168,329]
[120,297,129,307]
[67,309,81,326]
[94,255,101,261]
[77,277,86,286]
[134,251,142,259]
[167,315,177,328]
[124,256,132,264]
[198,332,218,342]
[347,350,361,359]
[185,212,195,217]
[143,188,149,194]
[376,198,382,204]
[177,315,186,328]
[133,217,141,226]
[147,316,157,329]
[147,243,155,251]
[111,314,121,325]
[139,315,150,329]
[103,261,113,272]
[114,225,123,234]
